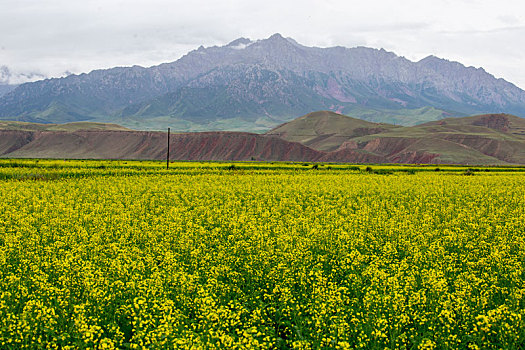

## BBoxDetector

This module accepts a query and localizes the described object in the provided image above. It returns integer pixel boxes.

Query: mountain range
[1,34,525,132]
[2,111,525,165]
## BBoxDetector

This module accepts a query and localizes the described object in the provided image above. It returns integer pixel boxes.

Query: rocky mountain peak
[255,33,302,49]
[226,37,253,49]
[418,55,441,64]
[268,33,286,41]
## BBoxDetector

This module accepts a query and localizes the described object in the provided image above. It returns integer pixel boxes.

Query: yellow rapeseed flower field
[0,160,524,349]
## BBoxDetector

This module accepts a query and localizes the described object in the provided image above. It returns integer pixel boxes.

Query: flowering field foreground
[0,160,524,349]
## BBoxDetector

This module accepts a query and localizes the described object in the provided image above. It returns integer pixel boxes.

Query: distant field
[0,159,524,348]
[0,120,131,132]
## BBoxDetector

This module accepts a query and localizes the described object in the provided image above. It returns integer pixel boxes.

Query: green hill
[0,121,131,132]
[266,110,399,151]
[268,112,525,165]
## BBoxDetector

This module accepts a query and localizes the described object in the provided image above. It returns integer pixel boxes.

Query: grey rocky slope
[0,84,15,98]
[1,34,524,130]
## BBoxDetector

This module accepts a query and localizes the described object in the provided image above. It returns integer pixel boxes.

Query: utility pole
[166,127,170,170]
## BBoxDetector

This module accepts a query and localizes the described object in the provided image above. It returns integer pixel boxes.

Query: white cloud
[1,0,524,88]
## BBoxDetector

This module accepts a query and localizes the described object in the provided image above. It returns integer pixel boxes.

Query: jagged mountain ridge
[1,34,525,130]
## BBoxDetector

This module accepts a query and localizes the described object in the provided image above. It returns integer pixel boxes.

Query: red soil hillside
[0,129,392,163]
[165,132,321,161]
[0,130,325,162]
[267,112,525,165]
[348,114,525,164]
[2,113,525,165]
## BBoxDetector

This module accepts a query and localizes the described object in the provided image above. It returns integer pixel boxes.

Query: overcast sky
[1,0,525,88]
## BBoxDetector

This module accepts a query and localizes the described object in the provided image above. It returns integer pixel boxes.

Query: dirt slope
[0,130,325,162]
[351,114,525,164]
[2,113,525,165]
[0,128,393,163]
[267,112,525,165]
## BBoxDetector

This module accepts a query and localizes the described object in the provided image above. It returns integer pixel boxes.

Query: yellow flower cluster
[0,160,524,349]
